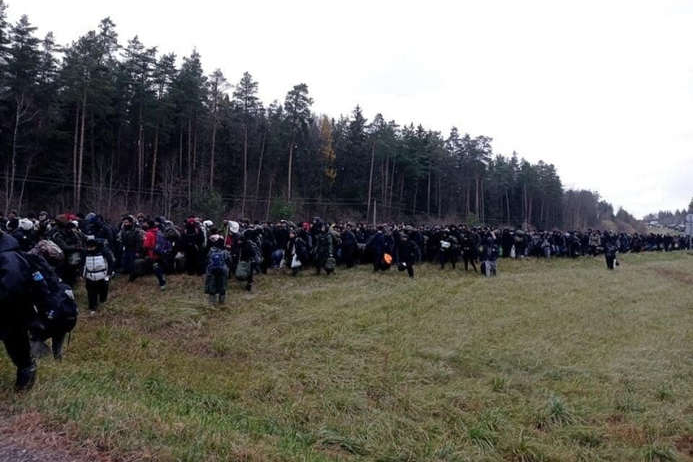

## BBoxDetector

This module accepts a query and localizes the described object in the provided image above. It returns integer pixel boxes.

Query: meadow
[1,252,692,461]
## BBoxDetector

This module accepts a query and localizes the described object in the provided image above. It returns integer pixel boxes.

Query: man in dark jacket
[117,215,141,278]
[603,232,618,270]
[397,233,421,278]
[50,215,85,287]
[340,224,357,268]
[0,230,38,391]
[366,226,386,272]
[460,229,478,273]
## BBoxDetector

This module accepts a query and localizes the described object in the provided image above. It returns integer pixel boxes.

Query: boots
[52,332,66,361]
[15,361,37,392]
[30,340,51,359]
[208,294,217,305]
[218,294,225,305]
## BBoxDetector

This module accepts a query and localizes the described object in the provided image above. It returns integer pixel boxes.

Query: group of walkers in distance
[1,208,691,391]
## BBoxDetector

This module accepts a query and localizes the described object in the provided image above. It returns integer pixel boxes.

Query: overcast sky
[10,0,693,218]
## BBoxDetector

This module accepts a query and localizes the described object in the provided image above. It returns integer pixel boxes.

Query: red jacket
[143,228,158,260]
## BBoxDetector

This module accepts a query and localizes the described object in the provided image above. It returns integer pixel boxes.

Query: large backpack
[84,254,108,281]
[207,249,227,272]
[30,239,65,264]
[154,231,172,256]
[23,253,78,336]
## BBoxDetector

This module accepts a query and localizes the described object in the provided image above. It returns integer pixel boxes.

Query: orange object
[383,253,393,265]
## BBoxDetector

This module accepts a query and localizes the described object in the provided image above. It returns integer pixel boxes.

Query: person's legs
[153,262,166,287]
[85,279,99,311]
[3,328,36,391]
[407,263,414,278]
[99,280,109,304]
[215,271,226,304]
[246,263,254,291]
[468,256,478,273]
[50,330,67,360]
[122,249,135,275]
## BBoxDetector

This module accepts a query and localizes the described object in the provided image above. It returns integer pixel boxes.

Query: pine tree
[283,83,312,201]
[232,71,259,214]
[5,15,41,214]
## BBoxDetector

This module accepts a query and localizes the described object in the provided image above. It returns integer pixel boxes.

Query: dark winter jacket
[0,232,35,339]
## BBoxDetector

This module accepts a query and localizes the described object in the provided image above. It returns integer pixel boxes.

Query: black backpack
[23,253,79,336]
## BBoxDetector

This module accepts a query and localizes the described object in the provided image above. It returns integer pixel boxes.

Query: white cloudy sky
[11,0,693,217]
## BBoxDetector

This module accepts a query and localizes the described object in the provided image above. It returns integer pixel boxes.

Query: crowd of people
[2,209,691,295]
[1,208,690,391]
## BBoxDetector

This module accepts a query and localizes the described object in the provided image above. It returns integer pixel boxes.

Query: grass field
[1,252,692,461]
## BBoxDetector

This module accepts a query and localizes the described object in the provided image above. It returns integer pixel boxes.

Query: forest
[0,4,644,230]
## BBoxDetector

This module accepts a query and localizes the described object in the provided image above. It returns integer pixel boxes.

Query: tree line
[0,5,644,229]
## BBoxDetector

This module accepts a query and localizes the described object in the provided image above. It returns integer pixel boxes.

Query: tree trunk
[8,97,22,214]
[187,118,192,212]
[412,181,418,215]
[17,153,34,215]
[193,124,198,174]
[255,130,266,199]
[151,123,159,203]
[241,124,248,216]
[381,156,387,204]
[523,183,528,225]
[137,105,144,209]
[479,178,484,223]
[426,166,431,217]
[287,135,295,201]
[209,112,218,191]
[366,142,375,220]
[389,162,396,209]
[265,174,274,221]
[76,90,87,211]
[437,174,442,219]
[465,183,471,216]
[70,105,79,210]
[505,189,511,224]
[178,123,183,177]
[108,146,114,212]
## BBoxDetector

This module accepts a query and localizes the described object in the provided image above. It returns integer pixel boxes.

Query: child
[205,235,231,304]
[83,236,114,314]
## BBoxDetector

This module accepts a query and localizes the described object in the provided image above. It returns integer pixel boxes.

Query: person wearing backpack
[205,236,232,305]
[0,230,38,391]
[284,229,308,276]
[24,251,78,362]
[83,236,115,315]
[313,223,335,276]
[234,231,259,292]
[142,221,167,290]
[50,215,85,287]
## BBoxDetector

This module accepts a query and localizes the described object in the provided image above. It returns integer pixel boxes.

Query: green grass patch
[1,251,692,460]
